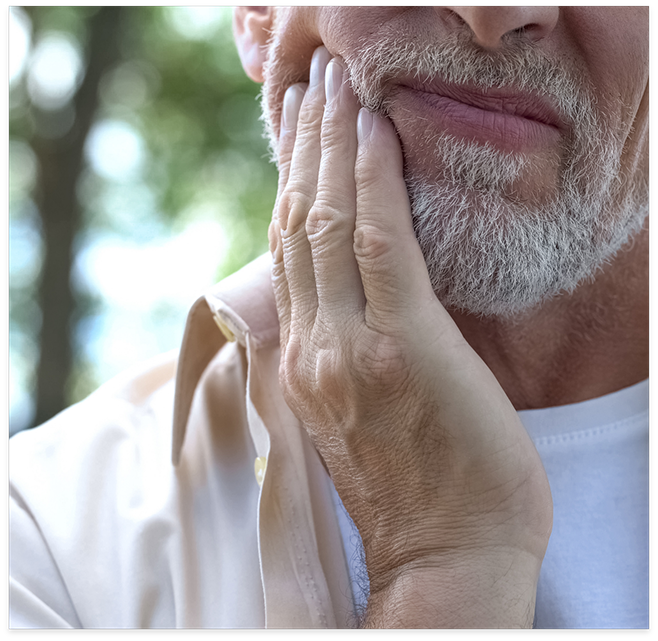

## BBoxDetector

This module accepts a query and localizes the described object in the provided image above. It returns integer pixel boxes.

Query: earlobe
[233,6,274,83]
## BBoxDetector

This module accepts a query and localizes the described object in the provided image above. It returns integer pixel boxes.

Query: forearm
[361,551,541,629]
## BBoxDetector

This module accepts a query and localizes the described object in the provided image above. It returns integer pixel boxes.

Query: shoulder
[9,350,180,628]
[11,349,179,473]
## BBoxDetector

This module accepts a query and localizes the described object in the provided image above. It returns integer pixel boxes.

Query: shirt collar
[171,252,279,464]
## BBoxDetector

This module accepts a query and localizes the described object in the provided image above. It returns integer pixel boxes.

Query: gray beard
[404,132,647,317]
[261,28,648,318]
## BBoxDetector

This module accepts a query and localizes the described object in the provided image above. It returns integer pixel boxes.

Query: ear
[233,6,274,83]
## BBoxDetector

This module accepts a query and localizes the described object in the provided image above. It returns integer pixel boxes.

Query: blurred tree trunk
[31,7,124,427]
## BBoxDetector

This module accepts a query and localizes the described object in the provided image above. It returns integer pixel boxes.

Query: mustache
[341,30,599,130]
[261,28,614,167]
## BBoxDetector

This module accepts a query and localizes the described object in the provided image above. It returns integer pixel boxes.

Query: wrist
[362,546,543,629]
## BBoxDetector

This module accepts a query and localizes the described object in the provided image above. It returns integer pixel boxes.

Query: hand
[269,46,553,628]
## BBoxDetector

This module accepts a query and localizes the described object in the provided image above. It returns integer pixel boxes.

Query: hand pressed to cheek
[271,51,410,546]
[272,49,419,382]
[270,46,552,623]
[272,46,439,349]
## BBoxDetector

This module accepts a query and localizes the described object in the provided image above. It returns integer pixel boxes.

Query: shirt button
[254,456,267,486]
[213,313,236,342]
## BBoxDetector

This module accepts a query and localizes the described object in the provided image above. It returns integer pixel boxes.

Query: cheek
[562,7,648,204]
[562,7,648,135]
[263,7,403,139]
[317,7,412,59]
[270,7,322,78]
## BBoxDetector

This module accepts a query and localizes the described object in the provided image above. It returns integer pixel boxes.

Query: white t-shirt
[333,380,649,628]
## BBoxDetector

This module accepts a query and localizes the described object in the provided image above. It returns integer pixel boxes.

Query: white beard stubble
[261,31,648,318]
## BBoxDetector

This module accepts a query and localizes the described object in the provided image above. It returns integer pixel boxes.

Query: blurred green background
[9,6,278,435]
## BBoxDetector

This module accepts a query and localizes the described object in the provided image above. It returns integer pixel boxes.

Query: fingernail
[325,58,343,104]
[309,46,330,89]
[357,108,373,143]
[282,84,304,131]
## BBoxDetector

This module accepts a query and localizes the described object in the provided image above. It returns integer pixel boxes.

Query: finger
[353,110,440,329]
[306,58,366,318]
[276,83,307,204]
[279,46,332,335]
[271,84,306,349]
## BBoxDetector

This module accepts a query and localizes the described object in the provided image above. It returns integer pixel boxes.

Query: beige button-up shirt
[10,253,650,629]
[10,253,356,628]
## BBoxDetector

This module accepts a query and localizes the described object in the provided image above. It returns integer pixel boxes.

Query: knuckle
[305,203,341,239]
[314,346,347,400]
[353,223,394,263]
[279,188,314,235]
[268,221,282,263]
[314,349,352,426]
[280,328,354,419]
[279,337,304,398]
[268,217,277,242]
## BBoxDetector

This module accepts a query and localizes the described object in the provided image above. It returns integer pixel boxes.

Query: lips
[394,79,564,152]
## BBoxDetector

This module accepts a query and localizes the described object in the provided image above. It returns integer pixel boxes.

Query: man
[10,6,648,629]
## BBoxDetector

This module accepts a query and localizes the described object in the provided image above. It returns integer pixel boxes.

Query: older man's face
[260,7,648,316]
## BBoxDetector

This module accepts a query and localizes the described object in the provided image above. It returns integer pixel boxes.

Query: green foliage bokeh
[9,6,278,431]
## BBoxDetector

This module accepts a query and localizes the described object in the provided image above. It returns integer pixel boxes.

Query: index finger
[354,110,440,329]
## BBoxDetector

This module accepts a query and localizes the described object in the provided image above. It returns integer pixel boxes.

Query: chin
[406,155,648,319]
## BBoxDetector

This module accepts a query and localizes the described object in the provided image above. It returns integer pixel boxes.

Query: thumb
[354,109,442,330]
